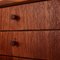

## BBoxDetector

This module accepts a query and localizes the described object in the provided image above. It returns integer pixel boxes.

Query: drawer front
[1,2,47,30]
[0,1,60,30]
[0,31,48,59]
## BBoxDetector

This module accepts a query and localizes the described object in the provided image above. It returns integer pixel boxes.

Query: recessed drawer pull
[10,40,19,47]
[11,15,20,21]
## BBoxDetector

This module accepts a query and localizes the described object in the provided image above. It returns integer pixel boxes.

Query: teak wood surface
[0,0,60,30]
[0,0,60,60]
[0,31,48,60]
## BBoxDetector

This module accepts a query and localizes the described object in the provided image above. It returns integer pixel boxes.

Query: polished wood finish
[0,31,60,60]
[0,31,48,60]
[48,31,60,60]
[0,0,60,30]
[0,56,12,60]
[0,0,60,60]
[0,0,47,8]
[1,2,47,30]
[0,56,33,60]
[0,56,47,60]
[0,2,52,30]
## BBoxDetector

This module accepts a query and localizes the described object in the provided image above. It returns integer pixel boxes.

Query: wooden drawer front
[0,31,48,60]
[0,1,60,30]
[1,2,47,30]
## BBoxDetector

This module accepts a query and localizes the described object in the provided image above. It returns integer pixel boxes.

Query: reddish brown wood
[0,31,60,60]
[0,56,32,60]
[0,31,48,60]
[0,0,60,60]
[0,56,12,60]
[0,0,47,8]
[0,0,60,30]
[48,31,60,60]
[0,56,7,60]
[0,9,2,29]
[48,1,60,60]
[0,1,58,30]
[0,0,44,5]
[0,56,47,60]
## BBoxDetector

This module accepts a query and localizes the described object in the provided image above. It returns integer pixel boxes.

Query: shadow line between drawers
[0,54,47,60]
[0,29,60,32]
[0,0,49,8]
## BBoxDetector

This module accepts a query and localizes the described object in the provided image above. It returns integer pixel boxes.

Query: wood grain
[0,56,15,60]
[0,1,52,30]
[0,56,47,60]
[0,56,32,60]
[0,0,60,30]
[48,31,60,60]
[0,31,48,60]
[0,0,60,60]
[0,0,47,8]
[0,31,60,60]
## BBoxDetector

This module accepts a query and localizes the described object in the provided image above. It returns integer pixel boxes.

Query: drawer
[0,1,60,30]
[0,31,48,60]
[0,2,47,30]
